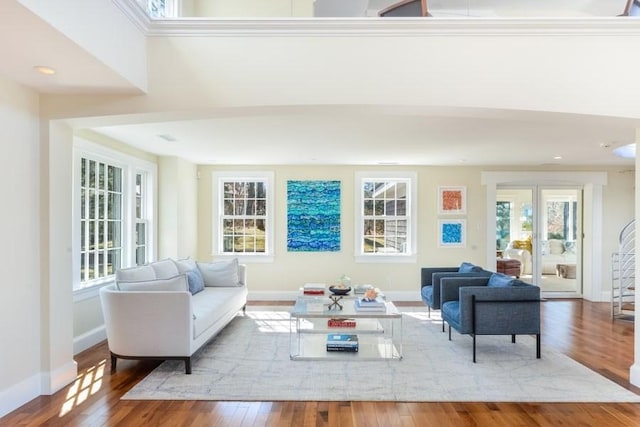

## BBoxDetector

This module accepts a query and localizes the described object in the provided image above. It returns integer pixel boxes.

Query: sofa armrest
[100,285,193,357]
[238,263,247,287]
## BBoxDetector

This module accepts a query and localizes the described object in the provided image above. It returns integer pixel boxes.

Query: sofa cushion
[197,258,241,287]
[116,274,189,292]
[174,258,205,295]
[192,286,248,338]
[458,262,482,273]
[487,273,516,288]
[115,264,156,282]
[151,259,180,279]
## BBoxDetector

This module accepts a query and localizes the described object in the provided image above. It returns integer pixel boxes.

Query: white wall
[194,164,633,299]
[0,76,43,416]
[158,156,198,259]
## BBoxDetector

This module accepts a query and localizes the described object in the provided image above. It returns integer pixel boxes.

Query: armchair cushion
[487,273,517,287]
[115,264,156,282]
[151,258,180,279]
[458,262,483,273]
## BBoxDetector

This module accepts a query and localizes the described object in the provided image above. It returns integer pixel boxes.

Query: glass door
[538,188,581,295]
[496,186,582,296]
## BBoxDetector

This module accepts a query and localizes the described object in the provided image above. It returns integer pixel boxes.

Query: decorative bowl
[328,286,351,295]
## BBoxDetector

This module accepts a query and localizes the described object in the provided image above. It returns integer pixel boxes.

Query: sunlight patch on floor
[59,359,106,417]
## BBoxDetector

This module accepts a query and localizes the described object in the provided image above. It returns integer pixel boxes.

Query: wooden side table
[496,259,521,278]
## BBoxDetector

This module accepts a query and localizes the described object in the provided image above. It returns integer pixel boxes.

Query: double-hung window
[355,172,417,262]
[213,171,274,260]
[74,139,156,293]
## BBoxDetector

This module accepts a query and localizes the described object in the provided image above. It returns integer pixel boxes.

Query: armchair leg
[473,334,477,363]
[512,334,516,344]
[536,334,541,359]
[442,319,445,333]
[448,324,451,340]
[428,305,431,318]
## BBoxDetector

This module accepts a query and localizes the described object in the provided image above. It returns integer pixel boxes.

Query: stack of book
[354,296,386,312]
[326,334,359,352]
[303,283,326,295]
[327,318,356,328]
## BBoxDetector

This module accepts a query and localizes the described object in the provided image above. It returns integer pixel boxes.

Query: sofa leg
[512,334,516,344]
[242,304,246,314]
[184,357,192,374]
[110,352,117,374]
[536,334,541,359]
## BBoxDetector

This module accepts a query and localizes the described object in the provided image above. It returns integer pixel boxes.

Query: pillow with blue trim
[459,262,482,273]
[487,273,516,287]
[173,257,205,295]
[197,258,241,287]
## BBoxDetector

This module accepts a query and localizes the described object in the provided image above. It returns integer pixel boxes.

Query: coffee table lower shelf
[290,333,402,361]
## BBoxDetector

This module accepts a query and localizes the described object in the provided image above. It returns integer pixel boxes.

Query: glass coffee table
[289,295,403,361]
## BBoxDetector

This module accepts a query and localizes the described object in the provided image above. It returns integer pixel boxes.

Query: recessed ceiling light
[34,65,56,75]
[377,161,399,165]
[553,156,563,160]
[613,143,636,159]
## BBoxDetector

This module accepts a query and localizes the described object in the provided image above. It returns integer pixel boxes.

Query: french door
[496,186,582,296]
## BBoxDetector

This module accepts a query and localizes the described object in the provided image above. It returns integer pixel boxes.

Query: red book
[328,318,356,328]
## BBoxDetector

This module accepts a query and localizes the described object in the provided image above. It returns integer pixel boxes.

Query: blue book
[326,334,359,345]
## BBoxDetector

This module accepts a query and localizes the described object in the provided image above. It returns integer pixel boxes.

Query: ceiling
[1,0,638,166]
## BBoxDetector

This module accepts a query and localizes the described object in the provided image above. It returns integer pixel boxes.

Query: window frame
[212,171,274,262]
[73,138,157,297]
[354,171,417,263]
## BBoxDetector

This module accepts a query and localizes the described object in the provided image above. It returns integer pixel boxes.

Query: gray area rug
[123,306,640,402]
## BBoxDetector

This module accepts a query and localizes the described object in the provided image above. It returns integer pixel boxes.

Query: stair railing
[612,219,635,320]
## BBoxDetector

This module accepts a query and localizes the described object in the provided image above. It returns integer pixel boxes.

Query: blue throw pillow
[186,269,205,295]
[487,273,516,287]
[459,262,482,273]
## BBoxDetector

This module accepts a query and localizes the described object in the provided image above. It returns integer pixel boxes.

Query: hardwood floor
[3,299,640,426]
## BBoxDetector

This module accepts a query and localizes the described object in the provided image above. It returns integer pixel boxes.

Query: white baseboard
[248,290,421,302]
[74,325,106,355]
[0,373,40,418]
[41,360,78,395]
[0,359,78,418]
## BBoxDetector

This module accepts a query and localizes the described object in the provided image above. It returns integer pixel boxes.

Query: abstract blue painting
[287,180,341,252]
[438,219,466,248]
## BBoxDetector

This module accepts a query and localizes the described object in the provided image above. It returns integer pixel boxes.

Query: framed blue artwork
[438,219,466,248]
[287,180,341,252]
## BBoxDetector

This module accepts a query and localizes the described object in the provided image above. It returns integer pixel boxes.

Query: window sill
[355,254,417,264]
[73,279,115,303]
[211,254,274,263]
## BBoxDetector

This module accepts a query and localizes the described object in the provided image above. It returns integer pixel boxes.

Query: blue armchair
[420,262,492,317]
[440,273,541,362]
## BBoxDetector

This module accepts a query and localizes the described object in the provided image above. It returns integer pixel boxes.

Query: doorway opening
[496,186,582,297]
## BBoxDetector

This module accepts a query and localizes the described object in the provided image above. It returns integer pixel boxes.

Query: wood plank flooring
[3,299,640,426]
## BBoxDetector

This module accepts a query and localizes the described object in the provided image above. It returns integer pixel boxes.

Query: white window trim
[354,171,417,263]
[212,171,274,263]
[72,138,157,298]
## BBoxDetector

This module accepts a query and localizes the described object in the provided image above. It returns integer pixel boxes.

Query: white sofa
[99,258,247,374]
[503,239,576,276]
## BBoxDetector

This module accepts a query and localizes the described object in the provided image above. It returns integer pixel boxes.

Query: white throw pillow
[115,264,156,282]
[197,258,241,287]
[548,239,564,255]
[151,259,180,279]
[116,274,189,292]
[173,257,198,273]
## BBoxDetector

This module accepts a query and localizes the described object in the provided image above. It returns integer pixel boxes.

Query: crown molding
[112,1,640,37]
